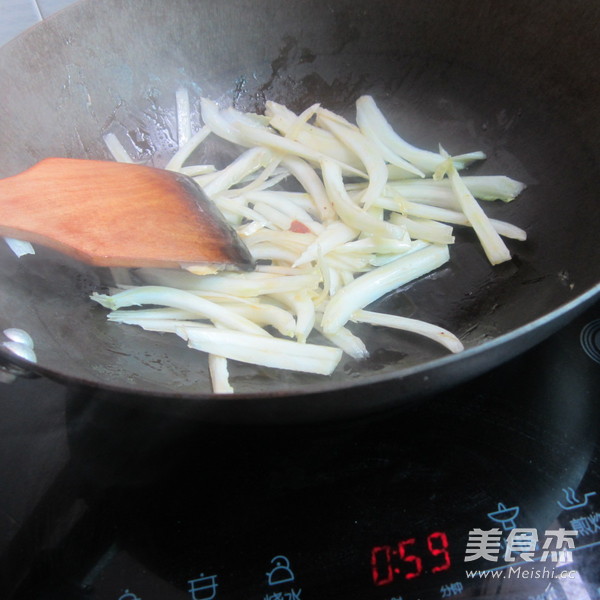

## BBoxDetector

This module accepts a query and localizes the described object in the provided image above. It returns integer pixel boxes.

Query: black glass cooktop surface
[0,301,599,600]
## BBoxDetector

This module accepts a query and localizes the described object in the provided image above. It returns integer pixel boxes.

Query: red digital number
[398,538,423,579]
[370,531,451,586]
[427,531,451,573]
[370,545,393,586]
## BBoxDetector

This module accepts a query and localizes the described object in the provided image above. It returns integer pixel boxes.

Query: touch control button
[580,318,600,364]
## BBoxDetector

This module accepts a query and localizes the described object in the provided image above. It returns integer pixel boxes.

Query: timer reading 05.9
[370,531,451,586]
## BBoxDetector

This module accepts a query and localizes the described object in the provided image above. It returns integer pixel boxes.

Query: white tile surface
[36,0,79,19]
[0,0,41,47]
[0,0,79,48]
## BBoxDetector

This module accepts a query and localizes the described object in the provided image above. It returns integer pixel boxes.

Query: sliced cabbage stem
[93,91,528,393]
[178,327,343,375]
[351,309,464,353]
[321,243,450,334]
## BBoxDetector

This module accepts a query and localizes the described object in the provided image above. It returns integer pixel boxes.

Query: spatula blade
[0,158,254,271]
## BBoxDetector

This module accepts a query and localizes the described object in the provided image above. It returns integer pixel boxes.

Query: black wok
[0,0,599,422]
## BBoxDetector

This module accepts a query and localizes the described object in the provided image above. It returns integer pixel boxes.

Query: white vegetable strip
[316,107,361,131]
[353,102,426,177]
[359,126,425,178]
[108,307,199,321]
[389,175,526,202]
[221,106,270,129]
[175,87,192,148]
[293,221,358,267]
[192,170,222,189]
[319,251,372,273]
[284,102,321,139]
[179,327,343,375]
[208,354,234,394]
[321,243,450,334]
[4,237,35,257]
[272,290,316,343]
[246,244,310,266]
[186,272,322,297]
[253,191,317,215]
[352,309,464,353]
[476,218,526,241]
[223,154,285,197]
[243,191,324,235]
[389,213,455,245]
[103,132,134,163]
[233,120,321,160]
[339,269,355,287]
[216,301,296,337]
[355,95,443,174]
[230,120,366,178]
[250,202,293,230]
[237,220,267,237]
[446,150,488,167]
[109,292,278,310]
[254,264,311,275]
[266,101,363,168]
[200,97,245,145]
[236,169,289,194]
[377,196,526,240]
[108,316,212,333]
[247,244,298,264]
[335,236,409,255]
[117,288,289,322]
[321,159,409,241]
[438,149,512,264]
[374,181,462,207]
[314,323,369,360]
[215,196,269,226]
[132,268,228,290]
[316,251,336,300]
[202,147,271,197]
[355,95,485,174]
[324,256,342,296]
[244,229,315,251]
[317,112,388,210]
[165,125,211,172]
[281,155,335,222]
[369,253,413,267]
[178,162,215,177]
[91,286,269,336]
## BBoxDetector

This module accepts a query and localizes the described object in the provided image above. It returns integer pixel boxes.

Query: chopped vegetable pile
[91,90,527,393]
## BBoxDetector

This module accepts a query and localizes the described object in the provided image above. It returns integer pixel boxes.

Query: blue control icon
[187,573,219,600]
[487,502,520,531]
[580,319,600,363]
[118,591,141,600]
[558,487,597,511]
[266,555,295,586]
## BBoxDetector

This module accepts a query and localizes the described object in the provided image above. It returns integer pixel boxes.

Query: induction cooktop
[2,3,600,599]
[0,299,598,600]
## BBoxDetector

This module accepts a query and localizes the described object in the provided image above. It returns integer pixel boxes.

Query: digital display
[370,531,452,586]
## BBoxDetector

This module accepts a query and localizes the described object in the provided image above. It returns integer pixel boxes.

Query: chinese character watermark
[464,528,577,564]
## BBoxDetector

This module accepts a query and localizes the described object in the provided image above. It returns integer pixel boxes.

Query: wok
[0,0,599,422]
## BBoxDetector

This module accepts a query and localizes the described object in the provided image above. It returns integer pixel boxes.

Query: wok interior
[0,0,599,404]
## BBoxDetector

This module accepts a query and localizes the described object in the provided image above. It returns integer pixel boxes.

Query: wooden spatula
[0,157,254,271]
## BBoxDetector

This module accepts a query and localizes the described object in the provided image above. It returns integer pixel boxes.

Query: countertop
[0,0,78,48]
